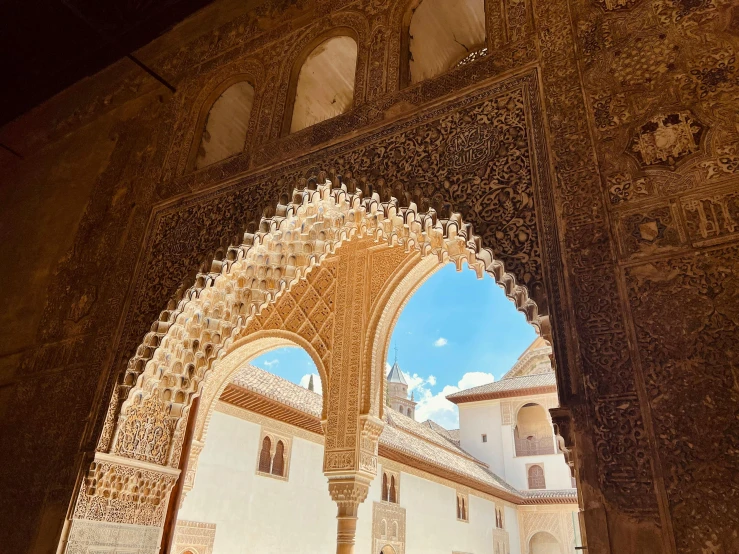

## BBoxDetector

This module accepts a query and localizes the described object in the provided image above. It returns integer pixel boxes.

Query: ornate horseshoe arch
[64,173,549,554]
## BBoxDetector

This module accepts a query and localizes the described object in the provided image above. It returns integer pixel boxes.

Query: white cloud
[405,373,426,392]
[433,337,448,347]
[299,373,323,395]
[457,371,495,390]
[408,372,495,429]
[263,359,279,368]
[414,385,461,429]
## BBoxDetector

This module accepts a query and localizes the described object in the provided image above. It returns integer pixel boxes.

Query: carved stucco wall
[570,0,739,551]
[372,501,406,554]
[173,520,216,554]
[0,0,736,552]
[520,509,575,553]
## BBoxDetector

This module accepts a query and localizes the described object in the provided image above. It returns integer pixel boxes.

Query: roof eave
[447,385,558,404]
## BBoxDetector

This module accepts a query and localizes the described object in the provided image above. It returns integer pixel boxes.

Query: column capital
[328,476,370,517]
[328,476,370,554]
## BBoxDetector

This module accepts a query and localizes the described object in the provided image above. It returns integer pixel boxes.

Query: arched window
[272,440,285,476]
[382,472,389,502]
[195,80,255,169]
[495,506,504,529]
[403,0,486,86]
[392,521,399,539]
[288,35,358,133]
[256,430,292,479]
[258,435,272,473]
[407,407,412,417]
[380,519,387,537]
[528,464,546,489]
[389,475,397,503]
[456,492,468,521]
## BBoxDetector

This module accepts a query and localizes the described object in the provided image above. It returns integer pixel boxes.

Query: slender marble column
[328,476,370,554]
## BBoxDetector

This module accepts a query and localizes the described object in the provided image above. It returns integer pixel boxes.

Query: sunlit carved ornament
[73,453,179,526]
[114,396,175,465]
[628,112,705,169]
[655,0,717,23]
[456,47,488,68]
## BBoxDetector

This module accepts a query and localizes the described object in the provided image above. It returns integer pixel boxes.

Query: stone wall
[0,0,737,552]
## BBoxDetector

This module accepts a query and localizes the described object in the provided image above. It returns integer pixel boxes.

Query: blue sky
[251,264,537,428]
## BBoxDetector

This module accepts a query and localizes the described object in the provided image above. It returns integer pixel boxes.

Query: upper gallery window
[256,430,291,480]
[195,80,255,169]
[381,470,400,504]
[495,506,504,529]
[456,492,469,521]
[289,35,358,133]
[406,0,486,85]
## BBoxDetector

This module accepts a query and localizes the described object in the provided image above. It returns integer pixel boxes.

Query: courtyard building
[175,339,580,554]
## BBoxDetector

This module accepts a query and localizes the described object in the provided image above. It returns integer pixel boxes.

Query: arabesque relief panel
[116,69,552,407]
[625,245,739,554]
[570,0,739,550]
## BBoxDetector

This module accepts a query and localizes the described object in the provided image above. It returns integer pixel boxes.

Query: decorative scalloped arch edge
[103,173,540,468]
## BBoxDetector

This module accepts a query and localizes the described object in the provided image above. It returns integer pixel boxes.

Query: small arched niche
[289,35,358,133]
[405,0,486,85]
[195,80,255,169]
[529,531,562,554]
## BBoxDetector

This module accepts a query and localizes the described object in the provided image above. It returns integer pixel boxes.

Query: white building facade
[175,339,581,554]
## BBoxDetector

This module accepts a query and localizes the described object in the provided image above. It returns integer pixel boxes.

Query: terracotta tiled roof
[386,411,474,459]
[379,423,518,496]
[420,419,461,446]
[230,366,323,417]
[446,372,557,403]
